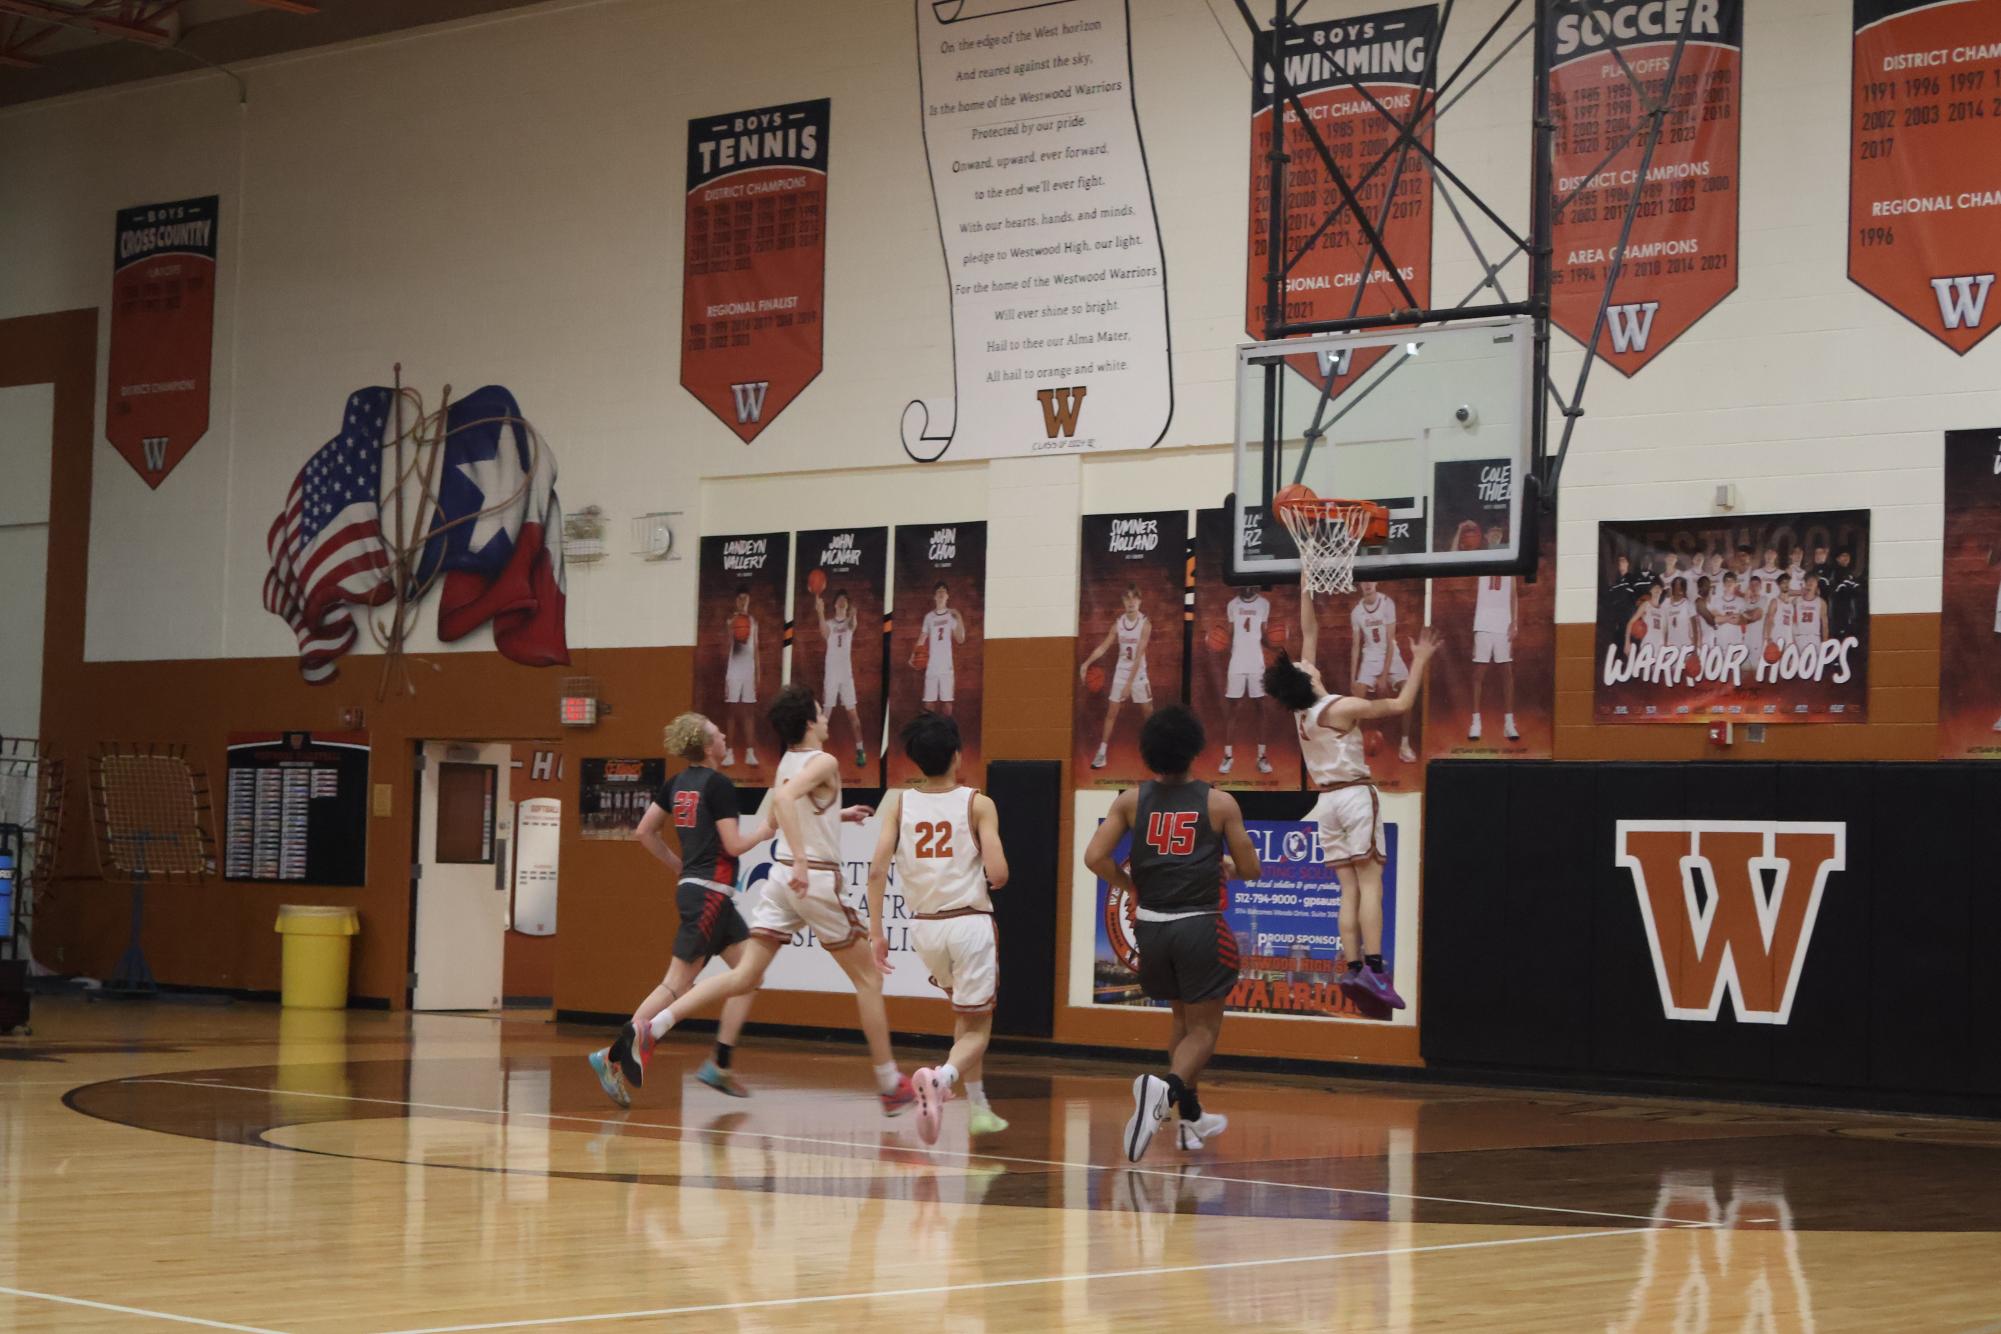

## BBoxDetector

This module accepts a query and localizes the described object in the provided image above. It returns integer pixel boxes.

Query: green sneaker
[967,1106,1009,1136]
[588,1048,631,1109]
[696,1060,751,1098]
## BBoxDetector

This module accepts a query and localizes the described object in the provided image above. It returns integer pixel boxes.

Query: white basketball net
[1277,501,1377,596]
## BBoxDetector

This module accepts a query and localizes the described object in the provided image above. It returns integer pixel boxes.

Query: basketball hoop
[1274,489,1390,596]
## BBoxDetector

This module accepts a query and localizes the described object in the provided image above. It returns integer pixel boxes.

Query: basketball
[1084,665,1106,693]
[807,567,827,596]
[913,639,929,670]
[1628,615,1648,641]
[1363,728,1384,758]
[1274,481,1317,510]
[1764,639,1783,664]
[1265,619,1288,647]
[1205,623,1230,652]
[1456,519,1485,551]
[731,613,751,644]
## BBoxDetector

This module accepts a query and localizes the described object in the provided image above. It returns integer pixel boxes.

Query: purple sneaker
[1359,964,1406,1010]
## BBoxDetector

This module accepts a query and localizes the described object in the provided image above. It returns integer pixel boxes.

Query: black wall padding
[987,761,1060,1038]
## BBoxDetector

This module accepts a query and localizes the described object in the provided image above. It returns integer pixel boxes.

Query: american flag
[263,388,395,683]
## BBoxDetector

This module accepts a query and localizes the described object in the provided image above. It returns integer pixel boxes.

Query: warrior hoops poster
[694,531,791,782]
[1594,510,1870,724]
[108,195,218,488]
[1938,428,2001,757]
[1548,0,1743,372]
[886,522,987,786]
[1191,507,1303,791]
[1849,0,2001,354]
[681,99,829,442]
[1427,480,1556,760]
[1073,511,1187,787]
[1247,7,1436,399]
[790,527,888,779]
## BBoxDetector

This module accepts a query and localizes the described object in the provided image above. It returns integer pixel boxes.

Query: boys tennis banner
[1848,0,2001,354]
[108,195,218,488]
[1938,428,2001,757]
[1548,0,1743,373]
[682,99,830,442]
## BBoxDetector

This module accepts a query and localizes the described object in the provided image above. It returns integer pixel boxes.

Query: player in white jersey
[637,684,916,1115]
[868,711,1010,1144]
[1791,582,1828,648]
[1639,584,1668,642]
[1467,524,1520,743]
[914,583,965,717]
[1708,572,1750,652]
[722,585,761,770]
[816,588,867,769]
[1742,574,1777,659]
[1658,553,1691,604]
[1080,584,1155,769]
[1663,585,1697,651]
[1220,588,1274,774]
[1349,583,1418,764]
[1270,574,1438,1009]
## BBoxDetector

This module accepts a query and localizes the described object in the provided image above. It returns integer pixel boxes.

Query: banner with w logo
[107,195,219,488]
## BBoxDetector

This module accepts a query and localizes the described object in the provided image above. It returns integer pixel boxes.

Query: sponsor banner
[694,532,792,782]
[1939,427,2001,756]
[1247,6,1436,398]
[1594,510,1870,724]
[1426,482,1556,760]
[1073,511,1188,787]
[886,521,987,785]
[579,757,667,841]
[1849,0,2001,354]
[681,98,830,441]
[901,0,1172,461]
[108,195,219,488]
[1191,507,1303,790]
[1548,0,1743,373]
[791,527,889,779]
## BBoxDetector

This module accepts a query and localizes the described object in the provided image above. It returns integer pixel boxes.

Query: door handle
[494,840,508,891]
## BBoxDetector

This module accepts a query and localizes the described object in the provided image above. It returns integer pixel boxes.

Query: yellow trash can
[275,905,359,1009]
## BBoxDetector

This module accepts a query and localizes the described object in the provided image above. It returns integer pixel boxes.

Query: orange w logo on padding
[1614,821,1845,1025]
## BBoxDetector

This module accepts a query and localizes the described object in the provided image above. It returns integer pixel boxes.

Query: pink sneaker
[880,1073,916,1117]
[912,1068,944,1145]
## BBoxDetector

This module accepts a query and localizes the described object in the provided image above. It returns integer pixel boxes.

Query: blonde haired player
[816,586,867,769]
[1080,583,1155,770]
[722,584,760,770]
[1349,582,1419,764]
[867,711,1010,1144]
[915,583,965,718]
[1269,573,1439,1009]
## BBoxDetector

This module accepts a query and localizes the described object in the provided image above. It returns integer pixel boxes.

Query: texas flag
[415,385,569,667]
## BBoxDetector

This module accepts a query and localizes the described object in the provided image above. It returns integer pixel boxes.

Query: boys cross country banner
[108,195,219,488]
[790,527,889,780]
[886,522,987,785]
[900,0,1172,462]
[1594,510,1870,724]
[1073,511,1188,787]
[681,99,830,442]
[1548,0,1743,373]
[1848,0,2001,354]
[1426,478,1556,760]
[1190,507,1302,791]
[694,532,791,783]
[1246,6,1436,400]
[1938,428,2001,757]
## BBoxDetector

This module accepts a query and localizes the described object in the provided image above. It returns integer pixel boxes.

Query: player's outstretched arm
[973,792,1008,889]
[865,789,903,973]
[634,802,684,876]
[1083,789,1136,894]
[1299,568,1319,667]
[772,752,839,892]
[814,594,828,637]
[1330,626,1441,725]
[1211,788,1261,882]
[951,610,966,644]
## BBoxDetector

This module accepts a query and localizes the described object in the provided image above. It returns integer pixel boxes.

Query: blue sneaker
[588,1048,631,1108]
[696,1060,750,1098]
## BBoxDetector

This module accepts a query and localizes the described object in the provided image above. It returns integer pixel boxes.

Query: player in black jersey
[1084,705,1261,1162]
[589,711,775,1107]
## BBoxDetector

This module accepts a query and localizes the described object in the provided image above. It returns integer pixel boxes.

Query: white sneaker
[1398,740,1417,764]
[1176,1112,1228,1151]
[721,750,736,768]
[1468,713,1483,740]
[1123,1075,1173,1162]
[1091,745,1108,769]
[1504,713,1520,741]
[1255,754,1273,774]
[1218,753,1234,775]
[744,749,759,767]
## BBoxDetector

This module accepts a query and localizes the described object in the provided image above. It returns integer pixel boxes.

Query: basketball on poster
[886,522,987,786]
[693,532,790,779]
[1073,511,1187,787]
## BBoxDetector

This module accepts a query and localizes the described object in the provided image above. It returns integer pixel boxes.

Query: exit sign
[559,696,597,727]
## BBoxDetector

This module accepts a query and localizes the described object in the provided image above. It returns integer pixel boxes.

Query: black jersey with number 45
[1129,779,1225,913]
[651,766,742,888]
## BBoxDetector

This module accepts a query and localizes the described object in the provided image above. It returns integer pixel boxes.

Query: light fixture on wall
[561,506,608,564]
[558,676,603,729]
[630,511,682,562]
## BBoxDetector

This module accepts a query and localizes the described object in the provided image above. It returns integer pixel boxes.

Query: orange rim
[1274,496,1391,544]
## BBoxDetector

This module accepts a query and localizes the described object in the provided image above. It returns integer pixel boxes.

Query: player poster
[1548,0,1743,372]
[790,526,888,778]
[1192,507,1302,791]
[1309,576,1429,791]
[1939,428,2001,756]
[1848,0,2001,354]
[1248,7,1436,399]
[886,521,986,786]
[579,757,667,840]
[681,98,829,442]
[1073,511,1188,787]
[108,195,218,488]
[1594,510,1870,724]
[693,531,791,782]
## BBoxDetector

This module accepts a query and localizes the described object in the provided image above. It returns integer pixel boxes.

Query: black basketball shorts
[1135,912,1241,1004]
[672,882,750,964]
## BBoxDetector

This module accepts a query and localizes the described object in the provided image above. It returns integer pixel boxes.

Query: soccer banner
[1849,0,2001,354]
[108,195,218,488]
[900,0,1172,461]
[1190,507,1302,791]
[1247,6,1436,398]
[693,531,791,783]
[1594,510,1870,724]
[681,99,829,442]
[886,521,987,786]
[1939,428,2001,756]
[1073,511,1187,787]
[791,527,888,779]
[1548,0,1743,372]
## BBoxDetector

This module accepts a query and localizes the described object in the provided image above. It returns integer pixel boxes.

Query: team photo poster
[1074,511,1188,788]
[694,531,791,780]
[886,521,987,787]
[790,526,888,779]
[1190,507,1303,791]
[1595,510,1870,723]
[1939,428,2001,757]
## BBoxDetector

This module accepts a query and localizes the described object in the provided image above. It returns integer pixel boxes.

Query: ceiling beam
[0,0,173,45]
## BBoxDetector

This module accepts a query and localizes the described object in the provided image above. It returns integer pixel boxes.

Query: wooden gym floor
[4,999,2000,1331]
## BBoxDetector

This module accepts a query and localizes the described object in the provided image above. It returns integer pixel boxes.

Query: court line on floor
[122,1078,1709,1228]
[0,1285,288,1333]
[372,1225,1652,1333]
